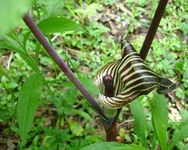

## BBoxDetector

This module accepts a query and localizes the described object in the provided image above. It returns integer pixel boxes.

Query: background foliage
[0,0,188,149]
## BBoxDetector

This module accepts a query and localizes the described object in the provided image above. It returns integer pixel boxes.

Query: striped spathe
[94,39,176,109]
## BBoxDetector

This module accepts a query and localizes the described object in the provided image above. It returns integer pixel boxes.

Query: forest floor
[0,0,188,150]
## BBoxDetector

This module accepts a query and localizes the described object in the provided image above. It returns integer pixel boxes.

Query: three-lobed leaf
[17,73,43,147]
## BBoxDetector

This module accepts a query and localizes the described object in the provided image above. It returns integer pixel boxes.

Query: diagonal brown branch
[140,0,168,60]
[23,14,108,122]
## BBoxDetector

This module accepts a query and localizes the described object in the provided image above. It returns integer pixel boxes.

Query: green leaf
[181,144,188,150]
[80,78,100,96]
[180,109,188,120]
[180,22,188,34]
[65,117,84,136]
[75,3,102,19]
[0,110,11,121]
[73,110,93,122]
[46,0,64,17]
[168,117,188,150]
[137,0,148,6]
[130,99,148,147]
[176,87,185,99]
[176,60,184,73]
[150,92,168,150]
[81,142,146,150]
[17,73,43,147]
[37,17,83,34]
[0,33,40,73]
[0,65,9,78]
[0,0,32,35]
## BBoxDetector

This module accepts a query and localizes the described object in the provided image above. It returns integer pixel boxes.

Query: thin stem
[103,75,118,141]
[23,14,108,122]
[139,0,168,60]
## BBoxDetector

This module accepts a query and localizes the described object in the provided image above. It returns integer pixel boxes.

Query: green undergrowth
[0,0,187,149]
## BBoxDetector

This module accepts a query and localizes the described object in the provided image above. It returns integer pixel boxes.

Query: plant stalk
[140,0,168,60]
[102,75,118,141]
[23,14,109,122]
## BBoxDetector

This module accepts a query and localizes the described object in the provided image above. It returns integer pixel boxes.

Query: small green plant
[129,92,188,150]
